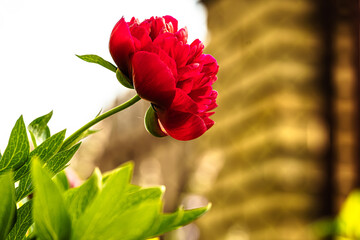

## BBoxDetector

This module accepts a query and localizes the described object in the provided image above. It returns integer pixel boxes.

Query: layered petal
[109,17,135,78]
[175,27,188,44]
[130,25,152,50]
[132,51,176,108]
[157,110,208,141]
[163,15,178,32]
[169,89,199,114]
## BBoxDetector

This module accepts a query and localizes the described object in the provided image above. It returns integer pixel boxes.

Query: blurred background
[1,0,360,240]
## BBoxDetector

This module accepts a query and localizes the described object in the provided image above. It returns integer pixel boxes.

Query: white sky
[0,0,207,150]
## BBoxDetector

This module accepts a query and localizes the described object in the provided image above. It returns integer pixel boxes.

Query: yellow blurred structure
[192,0,359,239]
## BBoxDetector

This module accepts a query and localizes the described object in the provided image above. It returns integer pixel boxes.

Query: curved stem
[61,94,141,150]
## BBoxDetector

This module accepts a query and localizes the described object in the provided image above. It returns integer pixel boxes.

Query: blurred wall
[194,0,328,239]
[193,0,359,239]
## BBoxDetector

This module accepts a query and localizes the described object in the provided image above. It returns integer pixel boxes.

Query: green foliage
[31,161,209,240]
[76,54,117,73]
[59,129,94,151]
[63,168,101,222]
[52,170,70,192]
[0,113,82,239]
[45,143,80,174]
[14,129,66,182]
[0,116,29,173]
[77,54,132,89]
[146,205,211,238]
[32,159,72,240]
[0,114,210,239]
[6,201,32,240]
[28,111,52,148]
[0,172,16,239]
[14,130,68,202]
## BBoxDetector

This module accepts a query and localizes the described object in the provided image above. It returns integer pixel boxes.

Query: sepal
[144,106,167,138]
[116,68,133,89]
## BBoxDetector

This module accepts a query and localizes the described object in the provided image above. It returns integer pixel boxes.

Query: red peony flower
[109,16,218,141]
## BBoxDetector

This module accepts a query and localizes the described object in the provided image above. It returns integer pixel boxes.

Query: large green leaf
[0,171,16,239]
[29,129,66,164]
[45,143,81,174]
[145,204,211,239]
[71,163,161,240]
[64,168,101,222]
[15,173,33,202]
[0,116,29,173]
[60,129,96,151]
[76,54,117,73]
[6,201,32,240]
[15,130,70,201]
[14,129,66,181]
[73,186,163,240]
[28,111,53,148]
[52,171,70,193]
[32,159,71,240]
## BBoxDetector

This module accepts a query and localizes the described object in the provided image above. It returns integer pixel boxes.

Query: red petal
[109,17,135,77]
[157,110,208,141]
[132,51,176,108]
[148,17,166,39]
[202,116,215,129]
[130,25,152,50]
[188,39,204,64]
[163,15,178,32]
[177,63,201,81]
[174,42,189,68]
[176,79,193,93]
[199,54,219,76]
[170,88,198,114]
[153,35,177,58]
[175,27,188,43]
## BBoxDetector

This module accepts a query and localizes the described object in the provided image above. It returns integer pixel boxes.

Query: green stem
[61,94,141,150]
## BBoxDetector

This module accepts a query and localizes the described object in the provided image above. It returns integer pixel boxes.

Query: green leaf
[76,54,117,73]
[0,116,30,173]
[144,106,167,138]
[60,129,96,151]
[45,143,80,174]
[0,171,16,239]
[29,129,66,164]
[73,186,163,240]
[14,129,66,181]
[32,158,71,240]
[15,131,71,201]
[15,173,33,202]
[116,68,133,89]
[72,162,161,240]
[146,204,211,238]
[64,168,101,222]
[28,111,53,148]
[6,201,33,240]
[53,171,70,193]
